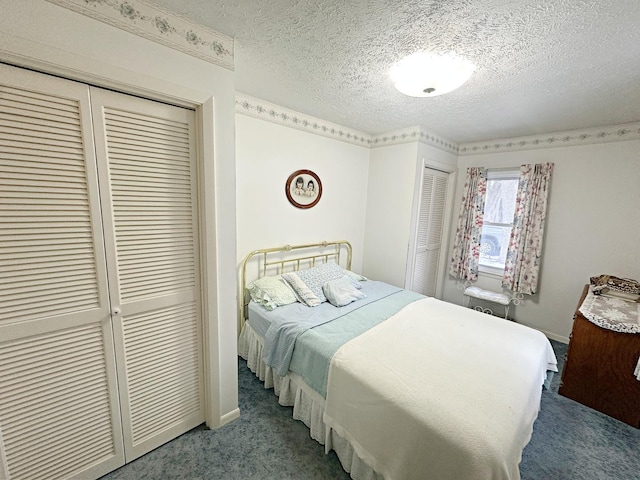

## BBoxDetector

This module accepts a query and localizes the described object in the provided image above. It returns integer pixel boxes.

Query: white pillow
[246,275,297,310]
[323,275,367,307]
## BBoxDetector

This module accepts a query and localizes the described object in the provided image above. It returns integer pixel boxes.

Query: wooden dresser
[559,285,640,428]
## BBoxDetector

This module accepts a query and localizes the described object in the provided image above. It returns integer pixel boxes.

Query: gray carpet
[102,340,640,480]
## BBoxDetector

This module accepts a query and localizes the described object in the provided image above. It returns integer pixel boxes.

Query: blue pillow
[282,263,355,306]
[281,271,321,307]
[293,263,348,302]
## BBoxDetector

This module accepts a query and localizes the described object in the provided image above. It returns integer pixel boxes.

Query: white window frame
[478,168,520,277]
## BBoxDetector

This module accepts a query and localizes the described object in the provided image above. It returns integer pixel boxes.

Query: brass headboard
[238,240,352,332]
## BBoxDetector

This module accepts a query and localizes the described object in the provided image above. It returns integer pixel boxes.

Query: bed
[237,240,558,480]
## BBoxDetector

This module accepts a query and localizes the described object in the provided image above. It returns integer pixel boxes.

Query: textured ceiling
[151,0,640,144]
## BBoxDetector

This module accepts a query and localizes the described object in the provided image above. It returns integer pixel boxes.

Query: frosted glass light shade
[390,52,476,97]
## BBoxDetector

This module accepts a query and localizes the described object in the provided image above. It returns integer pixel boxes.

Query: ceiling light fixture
[390,52,476,97]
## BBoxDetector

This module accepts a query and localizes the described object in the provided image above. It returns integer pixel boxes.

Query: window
[450,163,553,291]
[479,169,519,275]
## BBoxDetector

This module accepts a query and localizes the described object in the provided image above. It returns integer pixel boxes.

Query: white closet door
[90,88,203,462]
[0,66,124,479]
[410,168,449,297]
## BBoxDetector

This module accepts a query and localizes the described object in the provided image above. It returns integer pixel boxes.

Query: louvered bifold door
[0,65,124,479]
[411,168,449,297]
[90,88,203,462]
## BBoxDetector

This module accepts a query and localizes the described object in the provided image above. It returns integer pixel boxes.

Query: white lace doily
[579,287,640,334]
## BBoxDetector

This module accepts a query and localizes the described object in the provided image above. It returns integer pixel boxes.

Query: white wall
[362,143,419,286]
[237,110,640,346]
[363,142,457,288]
[235,114,370,273]
[0,0,239,427]
[442,140,640,341]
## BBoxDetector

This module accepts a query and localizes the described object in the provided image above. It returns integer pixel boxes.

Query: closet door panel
[0,65,124,480]
[90,88,203,462]
[411,168,449,297]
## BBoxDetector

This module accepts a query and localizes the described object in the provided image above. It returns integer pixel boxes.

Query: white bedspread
[323,297,557,480]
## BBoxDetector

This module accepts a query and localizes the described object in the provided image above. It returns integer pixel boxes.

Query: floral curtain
[449,167,487,282]
[502,163,554,294]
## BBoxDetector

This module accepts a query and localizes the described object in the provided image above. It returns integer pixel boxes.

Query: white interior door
[90,88,204,462]
[0,65,125,479]
[409,168,449,297]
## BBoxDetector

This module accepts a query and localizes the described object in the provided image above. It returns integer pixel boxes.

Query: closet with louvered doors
[91,87,204,462]
[0,64,204,480]
[408,167,449,297]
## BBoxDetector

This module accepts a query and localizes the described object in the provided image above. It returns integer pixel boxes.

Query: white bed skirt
[238,323,384,480]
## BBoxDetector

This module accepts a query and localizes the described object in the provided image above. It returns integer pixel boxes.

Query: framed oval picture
[285,169,322,209]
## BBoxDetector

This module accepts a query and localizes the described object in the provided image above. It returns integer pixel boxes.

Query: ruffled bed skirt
[238,323,384,480]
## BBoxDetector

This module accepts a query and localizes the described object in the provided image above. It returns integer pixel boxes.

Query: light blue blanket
[290,288,424,397]
[261,281,424,395]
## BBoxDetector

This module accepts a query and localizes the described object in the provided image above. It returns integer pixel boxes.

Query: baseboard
[219,408,241,426]
[538,328,569,344]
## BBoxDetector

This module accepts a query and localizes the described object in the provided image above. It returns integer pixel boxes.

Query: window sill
[478,267,504,280]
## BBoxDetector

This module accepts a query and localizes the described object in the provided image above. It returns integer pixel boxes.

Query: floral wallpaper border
[235,93,371,147]
[235,93,459,153]
[370,127,459,153]
[459,122,640,155]
[46,0,234,70]
[236,94,640,154]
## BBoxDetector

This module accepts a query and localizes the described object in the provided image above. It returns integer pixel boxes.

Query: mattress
[247,280,405,338]
[240,283,558,480]
[324,297,557,480]
[247,280,403,339]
